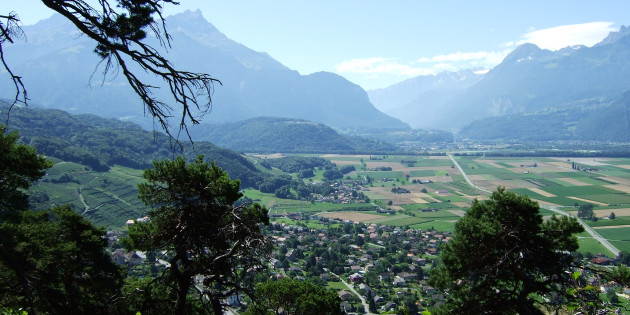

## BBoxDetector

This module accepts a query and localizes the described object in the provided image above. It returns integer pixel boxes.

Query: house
[358,283,371,293]
[270,258,282,269]
[422,285,436,294]
[381,302,397,311]
[288,266,302,273]
[590,257,614,265]
[338,290,353,301]
[373,295,385,304]
[397,272,418,281]
[320,273,330,281]
[393,276,406,286]
[285,249,296,261]
[349,273,364,283]
[379,272,394,282]
[340,301,352,313]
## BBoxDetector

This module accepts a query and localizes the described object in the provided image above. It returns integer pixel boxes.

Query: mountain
[188,117,398,153]
[368,70,485,129]
[0,102,265,188]
[0,102,275,226]
[0,10,408,132]
[457,27,630,140]
[371,26,630,141]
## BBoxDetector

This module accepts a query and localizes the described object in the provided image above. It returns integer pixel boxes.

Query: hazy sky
[8,1,630,90]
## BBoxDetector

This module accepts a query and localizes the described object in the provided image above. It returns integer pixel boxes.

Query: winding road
[332,272,375,315]
[447,154,620,256]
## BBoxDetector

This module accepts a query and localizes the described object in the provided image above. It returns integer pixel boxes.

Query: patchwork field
[256,154,630,257]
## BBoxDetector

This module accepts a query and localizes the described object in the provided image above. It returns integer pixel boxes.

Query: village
[264,216,452,313]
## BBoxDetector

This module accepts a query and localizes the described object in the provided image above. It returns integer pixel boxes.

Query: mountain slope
[1,102,271,226]
[0,10,407,131]
[368,70,485,129]
[189,117,398,153]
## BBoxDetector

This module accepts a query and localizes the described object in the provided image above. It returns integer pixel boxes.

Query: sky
[8,1,630,90]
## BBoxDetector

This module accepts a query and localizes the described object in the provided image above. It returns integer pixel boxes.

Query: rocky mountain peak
[595,25,630,47]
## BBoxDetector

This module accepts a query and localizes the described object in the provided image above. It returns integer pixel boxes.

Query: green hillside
[1,103,270,227]
[189,116,399,153]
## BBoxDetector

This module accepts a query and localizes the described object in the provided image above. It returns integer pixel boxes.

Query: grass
[577,236,613,256]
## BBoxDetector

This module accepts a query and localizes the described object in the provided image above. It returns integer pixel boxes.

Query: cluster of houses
[266,219,453,312]
[310,181,370,205]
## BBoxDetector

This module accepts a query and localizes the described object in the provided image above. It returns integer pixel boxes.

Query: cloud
[336,22,616,81]
[335,50,511,78]
[514,22,616,50]
[415,50,511,69]
[335,57,432,77]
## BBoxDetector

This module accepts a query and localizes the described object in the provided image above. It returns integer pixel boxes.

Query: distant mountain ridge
[368,70,485,129]
[0,10,408,132]
[370,25,630,141]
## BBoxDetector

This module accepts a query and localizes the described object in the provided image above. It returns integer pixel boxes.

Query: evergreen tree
[0,127,122,313]
[430,187,584,314]
[124,155,271,314]
[247,278,343,315]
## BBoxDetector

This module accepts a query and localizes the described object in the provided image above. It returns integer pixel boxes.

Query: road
[447,154,620,257]
[448,154,491,194]
[542,205,619,256]
[332,273,375,315]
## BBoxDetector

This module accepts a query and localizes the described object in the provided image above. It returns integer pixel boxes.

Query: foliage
[190,117,402,154]
[604,264,630,287]
[2,104,264,188]
[577,203,595,220]
[430,187,584,314]
[3,0,218,137]
[247,278,343,315]
[124,155,272,313]
[263,156,332,173]
[0,206,123,314]
[0,127,124,313]
[0,126,52,219]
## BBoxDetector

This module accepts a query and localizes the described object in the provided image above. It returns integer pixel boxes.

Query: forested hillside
[1,103,264,188]
[189,117,399,153]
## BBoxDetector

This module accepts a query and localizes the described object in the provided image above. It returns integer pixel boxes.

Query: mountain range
[3,10,630,143]
[370,26,630,141]
[0,10,408,133]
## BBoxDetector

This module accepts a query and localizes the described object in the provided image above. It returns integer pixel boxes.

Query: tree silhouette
[1,1,219,138]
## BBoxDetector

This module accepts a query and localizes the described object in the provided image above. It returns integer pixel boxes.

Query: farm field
[256,154,630,257]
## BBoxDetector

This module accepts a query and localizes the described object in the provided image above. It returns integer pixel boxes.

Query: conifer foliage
[430,187,584,314]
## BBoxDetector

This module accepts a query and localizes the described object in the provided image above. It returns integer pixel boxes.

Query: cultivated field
[254,154,630,257]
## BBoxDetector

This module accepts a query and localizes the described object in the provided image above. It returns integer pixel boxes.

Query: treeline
[1,104,265,188]
[453,150,630,158]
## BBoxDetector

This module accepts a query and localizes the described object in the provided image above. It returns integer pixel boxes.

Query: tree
[2,1,218,137]
[430,187,584,314]
[1,206,123,314]
[367,289,378,313]
[577,203,595,220]
[247,278,343,315]
[0,126,52,219]
[124,155,272,314]
[0,128,122,313]
[610,211,616,220]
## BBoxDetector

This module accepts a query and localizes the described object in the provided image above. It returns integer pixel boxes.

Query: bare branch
[0,12,27,125]
[35,0,220,140]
